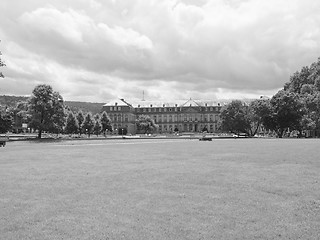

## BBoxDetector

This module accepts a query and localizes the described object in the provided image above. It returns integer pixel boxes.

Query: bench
[0,137,9,147]
[199,136,212,141]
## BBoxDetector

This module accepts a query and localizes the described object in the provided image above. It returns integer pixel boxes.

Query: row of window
[112,124,216,133]
[109,106,122,111]
[151,114,218,123]
[109,114,218,123]
[158,124,216,132]
[135,107,220,113]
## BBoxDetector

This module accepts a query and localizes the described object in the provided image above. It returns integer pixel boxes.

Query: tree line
[219,57,320,138]
[0,84,112,138]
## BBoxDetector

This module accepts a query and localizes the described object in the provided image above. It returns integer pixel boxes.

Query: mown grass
[0,138,320,240]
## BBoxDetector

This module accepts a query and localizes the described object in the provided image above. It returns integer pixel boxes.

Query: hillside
[0,95,105,115]
[64,101,105,115]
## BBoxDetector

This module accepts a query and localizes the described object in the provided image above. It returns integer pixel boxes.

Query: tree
[0,40,5,78]
[100,111,112,136]
[28,84,65,138]
[264,90,304,138]
[135,115,158,134]
[93,119,102,136]
[76,111,85,135]
[247,99,272,136]
[118,127,127,135]
[219,100,251,135]
[299,92,320,133]
[65,112,79,135]
[0,106,12,133]
[82,113,94,137]
[48,92,66,134]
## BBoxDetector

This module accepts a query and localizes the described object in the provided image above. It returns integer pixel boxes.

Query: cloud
[1,0,320,102]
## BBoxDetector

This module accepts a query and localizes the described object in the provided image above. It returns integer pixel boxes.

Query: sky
[0,0,320,103]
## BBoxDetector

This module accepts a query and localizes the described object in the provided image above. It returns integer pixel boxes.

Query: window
[110,106,113,111]
[118,107,121,111]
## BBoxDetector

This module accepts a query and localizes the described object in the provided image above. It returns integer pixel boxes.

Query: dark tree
[135,115,158,134]
[100,111,112,136]
[0,106,12,133]
[219,100,251,135]
[65,112,79,135]
[264,90,304,138]
[76,111,85,135]
[93,119,102,136]
[247,99,272,136]
[28,84,65,138]
[82,113,94,137]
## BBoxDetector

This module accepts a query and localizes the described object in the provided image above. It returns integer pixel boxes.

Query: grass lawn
[1,138,320,240]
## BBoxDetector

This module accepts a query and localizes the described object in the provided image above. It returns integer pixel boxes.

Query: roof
[103,98,227,108]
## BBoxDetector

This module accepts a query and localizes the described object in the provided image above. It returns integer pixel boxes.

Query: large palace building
[102,98,225,135]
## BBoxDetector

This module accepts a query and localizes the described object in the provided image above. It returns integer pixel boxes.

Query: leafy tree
[93,119,102,136]
[28,84,65,138]
[65,112,79,135]
[48,92,66,134]
[0,40,5,78]
[94,113,100,121]
[219,100,251,135]
[100,111,112,136]
[82,113,94,137]
[247,99,273,136]
[76,111,85,135]
[263,90,304,138]
[299,92,320,132]
[135,115,158,134]
[118,127,127,135]
[0,106,12,133]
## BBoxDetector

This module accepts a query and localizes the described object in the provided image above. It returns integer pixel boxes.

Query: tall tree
[93,119,102,136]
[76,111,85,135]
[135,115,158,134]
[28,84,65,138]
[82,113,94,137]
[0,106,12,133]
[65,112,79,135]
[219,100,251,135]
[263,90,304,138]
[100,111,112,136]
[247,99,272,136]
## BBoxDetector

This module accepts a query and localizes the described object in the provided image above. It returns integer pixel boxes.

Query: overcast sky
[1,0,320,102]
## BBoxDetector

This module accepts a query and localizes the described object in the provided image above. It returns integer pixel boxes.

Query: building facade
[102,98,223,134]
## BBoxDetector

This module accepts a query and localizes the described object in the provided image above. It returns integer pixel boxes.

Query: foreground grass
[0,139,319,240]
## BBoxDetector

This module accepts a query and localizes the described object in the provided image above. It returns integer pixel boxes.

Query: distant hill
[0,95,105,115]
[0,95,29,107]
[64,101,105,115]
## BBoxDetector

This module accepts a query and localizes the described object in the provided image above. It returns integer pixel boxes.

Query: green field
[1,139,320,239]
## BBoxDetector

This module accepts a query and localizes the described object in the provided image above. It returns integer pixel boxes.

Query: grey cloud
[1,0,320,101]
